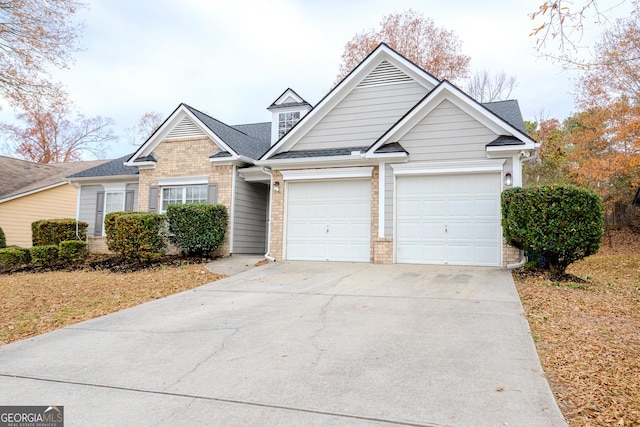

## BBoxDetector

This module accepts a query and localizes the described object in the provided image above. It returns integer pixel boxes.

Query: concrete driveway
[0,261,566,426]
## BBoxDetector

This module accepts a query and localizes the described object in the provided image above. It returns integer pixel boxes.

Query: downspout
[263,168,276,262]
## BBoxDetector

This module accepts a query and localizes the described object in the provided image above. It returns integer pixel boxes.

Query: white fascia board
[281,166,373,181]
[158,176,208,186]
[0,181,68,204]
[365,151,408,160]
[391,159,506,175]
[126,105,238,166]
[262,45,439,161]
[238,166,271,182]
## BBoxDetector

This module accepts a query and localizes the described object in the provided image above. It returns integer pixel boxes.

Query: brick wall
[268,171,284,260]
[503,239,522,267]
[373,238,393,264]
[369,166,379,262]
[87,236,111,254]
[138,137,233,257]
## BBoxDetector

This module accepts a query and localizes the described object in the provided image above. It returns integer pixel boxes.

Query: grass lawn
[0,260,226,345]
[515,229,640,427]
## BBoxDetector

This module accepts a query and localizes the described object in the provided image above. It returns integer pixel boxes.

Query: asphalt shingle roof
[486,136,525,147]
[67,154,139,179]
[482,100,527,134]
[271,146,369,159]
[0,156,106,200]
[183,105,271,160]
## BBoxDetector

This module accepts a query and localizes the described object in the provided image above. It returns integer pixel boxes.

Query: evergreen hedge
[30,245,59,267]
[105,212,166,262]
[0,225,5,248]
[502,185,604,276]
[0,247,30,272]
[32,219,88,246]
[166,203,228,257]
[58,240,89,264]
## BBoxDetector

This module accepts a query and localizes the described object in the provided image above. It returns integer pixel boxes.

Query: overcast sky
[0,0,628,159]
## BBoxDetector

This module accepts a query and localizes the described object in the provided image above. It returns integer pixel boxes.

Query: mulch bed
[515,228,640,426]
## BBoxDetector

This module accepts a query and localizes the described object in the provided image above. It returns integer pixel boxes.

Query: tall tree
[567,12,640,210]
[523,117,571,186]
[465,70,517,102]
[529,1,635,65]
[0,0,86,105]
[0,86,116,163]
[126,111,163,145]
[335,9,470,84]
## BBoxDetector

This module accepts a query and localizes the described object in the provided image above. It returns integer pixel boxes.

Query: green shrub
[58,240,89,264]
[502,185,604,276]
[32,219,88,246]
[105,212,166,262]
[30,245,59,266]
[0,225,5,248]
[166,203,228,257]
[0,247,30,272]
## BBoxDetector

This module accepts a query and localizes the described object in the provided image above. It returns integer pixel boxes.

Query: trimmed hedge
[32,219,88,246]
[59,240,89,264]
[502,185,604,275]
[30,245,59,266]
[0,247,30,272]
[0,225,5,248]
[105,212,167,262]
[166,203,228,257]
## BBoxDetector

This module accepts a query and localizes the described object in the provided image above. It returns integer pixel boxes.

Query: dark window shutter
[148,186,158,212]
[208,184,218,204]
[125,190,135,211]
[94,191,104,236]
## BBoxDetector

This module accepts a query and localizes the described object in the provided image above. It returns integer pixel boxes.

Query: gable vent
[166,117,206,139]
[357,60,412,88]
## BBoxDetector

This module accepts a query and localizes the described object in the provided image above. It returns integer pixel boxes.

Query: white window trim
[159,184,208,213]
[158,176,208,186]
[281,167,373,181]
[391,159,506,176]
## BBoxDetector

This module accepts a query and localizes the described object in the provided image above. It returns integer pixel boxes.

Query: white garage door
[286,180,371,262]
[396,173,501,266]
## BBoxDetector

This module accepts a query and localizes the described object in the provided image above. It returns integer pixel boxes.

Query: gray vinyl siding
[293,81,428,151]
[126,183,139,211]
[232,178,268,254]
[79,184,103,236]
[399,100,497,162]
[384,164,393,238]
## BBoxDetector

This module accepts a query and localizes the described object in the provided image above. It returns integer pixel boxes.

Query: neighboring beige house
[0,156,106,247]
[70,43,539,266]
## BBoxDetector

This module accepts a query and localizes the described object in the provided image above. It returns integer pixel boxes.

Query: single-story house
[0,156,105,247]
[70,43,539,266]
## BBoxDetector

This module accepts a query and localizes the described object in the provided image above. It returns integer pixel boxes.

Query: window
[278,111,300,138]
[161,185,208,212]
[105,192,125,215]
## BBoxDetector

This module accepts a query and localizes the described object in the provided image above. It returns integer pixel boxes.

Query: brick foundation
[373,238,393,264]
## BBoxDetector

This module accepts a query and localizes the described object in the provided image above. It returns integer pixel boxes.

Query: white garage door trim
[284,179,371,262]
[394,172,502,266]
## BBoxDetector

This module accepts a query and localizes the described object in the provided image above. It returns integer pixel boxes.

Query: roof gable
[367,81,536,157]
[268,88,311,110]
[261,43,440,160]
[126,104,270,166]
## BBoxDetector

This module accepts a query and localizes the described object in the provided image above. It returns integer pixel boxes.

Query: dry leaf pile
[516,229,640,426]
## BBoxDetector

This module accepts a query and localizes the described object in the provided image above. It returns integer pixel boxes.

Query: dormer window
[268,88,312,145]
[278,111,301,139]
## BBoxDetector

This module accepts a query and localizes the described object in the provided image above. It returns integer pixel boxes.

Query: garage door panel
[286,180,371,262]
[396,173,501,266]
